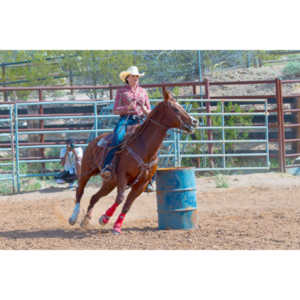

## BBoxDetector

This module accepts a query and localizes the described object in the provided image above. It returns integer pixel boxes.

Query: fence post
[69,68,74,95]
[38,89,46,174]
[2,65,8,102]
[94,102,98,138]
[109,84,113,100]
[204,79,214,168]
[10,104,16,193]
[14,103,20,192]
[275,78,286,172]
[294,96,300,156]
[192,85,201,168]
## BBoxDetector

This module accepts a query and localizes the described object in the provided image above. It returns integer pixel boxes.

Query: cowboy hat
[119,66,145,82]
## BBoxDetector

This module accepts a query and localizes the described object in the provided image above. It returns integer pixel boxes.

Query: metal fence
[177,98,270,172]
[0,97,270,193]
[0,104,15,192]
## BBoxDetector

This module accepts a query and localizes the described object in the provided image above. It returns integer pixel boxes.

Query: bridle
[149,102,187,133]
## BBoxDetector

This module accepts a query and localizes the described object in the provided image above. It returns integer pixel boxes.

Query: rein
[150,118,168,130]
[119,113,167,188]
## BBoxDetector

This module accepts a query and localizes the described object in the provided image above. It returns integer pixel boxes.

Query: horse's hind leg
[69,170,96,226]
[80,178,116,228]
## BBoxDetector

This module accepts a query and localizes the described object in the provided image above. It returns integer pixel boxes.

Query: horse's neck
[134,114,168,162]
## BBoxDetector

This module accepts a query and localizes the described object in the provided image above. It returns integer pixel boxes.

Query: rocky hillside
[199,64,300,97]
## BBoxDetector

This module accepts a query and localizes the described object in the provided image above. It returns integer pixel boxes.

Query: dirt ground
[1,172,300,250]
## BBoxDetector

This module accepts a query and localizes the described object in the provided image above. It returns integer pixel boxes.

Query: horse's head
[159,88,199,133]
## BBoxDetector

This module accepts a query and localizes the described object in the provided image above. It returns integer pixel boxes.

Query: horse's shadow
[0,228,99,240]
[39,186,72,194]
[13,186,71,196]
[109,226,158,234]
[0,226,159,240]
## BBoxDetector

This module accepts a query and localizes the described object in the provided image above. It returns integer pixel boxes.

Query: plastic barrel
[156,167,197,230]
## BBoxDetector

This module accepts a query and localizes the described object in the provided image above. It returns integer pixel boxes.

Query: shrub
[214,174,229,188]
[282,61,300,78]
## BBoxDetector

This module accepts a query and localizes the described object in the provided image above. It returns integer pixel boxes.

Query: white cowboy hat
[119,66,145,82]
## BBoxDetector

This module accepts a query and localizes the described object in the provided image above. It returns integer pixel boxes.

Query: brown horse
[68,89,198,234]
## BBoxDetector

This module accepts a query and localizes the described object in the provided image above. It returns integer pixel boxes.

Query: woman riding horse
[69,88,199,234]
[101,66,151,181]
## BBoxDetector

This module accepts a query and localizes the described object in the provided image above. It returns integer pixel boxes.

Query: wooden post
[69,68,74,95]
[294,96,300,155]
[192,84,200,168]
[275,78,286,172]
[109,84,113,100]
[204,79,214,169]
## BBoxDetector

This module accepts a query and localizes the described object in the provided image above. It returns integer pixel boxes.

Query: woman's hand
[128,102,135,109]
[127,102,136,113]
[136,100,150,115]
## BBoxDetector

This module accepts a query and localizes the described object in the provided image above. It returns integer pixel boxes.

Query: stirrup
[100,165,112,180]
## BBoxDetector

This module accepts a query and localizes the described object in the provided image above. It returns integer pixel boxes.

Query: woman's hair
[125,75,129,84]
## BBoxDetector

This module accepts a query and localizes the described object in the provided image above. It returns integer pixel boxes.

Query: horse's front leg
[99,172,128,226]
[80,178,116,228]
[112,180,148,234]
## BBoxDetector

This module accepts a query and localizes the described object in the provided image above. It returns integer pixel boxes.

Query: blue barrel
[156,167,197,230]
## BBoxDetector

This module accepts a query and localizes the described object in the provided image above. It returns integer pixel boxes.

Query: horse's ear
[162,87,170,102]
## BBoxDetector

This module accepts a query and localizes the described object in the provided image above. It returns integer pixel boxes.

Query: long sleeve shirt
[113,85,151,116]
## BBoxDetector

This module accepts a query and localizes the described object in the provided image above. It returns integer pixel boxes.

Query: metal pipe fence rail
[0,104,15,193]
[3,77,300,192]
[1,97,271,193]
[171,98,270,172]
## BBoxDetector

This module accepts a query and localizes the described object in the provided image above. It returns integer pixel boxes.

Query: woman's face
[127,74,139,87]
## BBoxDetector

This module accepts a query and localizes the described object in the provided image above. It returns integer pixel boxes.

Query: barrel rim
[157,167,195,172]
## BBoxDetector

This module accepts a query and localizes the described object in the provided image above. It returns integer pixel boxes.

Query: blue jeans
[102,115,143,168]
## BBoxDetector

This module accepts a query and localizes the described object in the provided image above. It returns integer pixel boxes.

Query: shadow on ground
[0,226,159,240]
[0,228,99,240]
[38,186,74,194]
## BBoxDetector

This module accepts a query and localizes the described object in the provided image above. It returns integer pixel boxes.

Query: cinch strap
[126,146,158,187]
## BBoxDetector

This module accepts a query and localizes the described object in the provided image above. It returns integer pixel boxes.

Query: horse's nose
[192,117,199,127]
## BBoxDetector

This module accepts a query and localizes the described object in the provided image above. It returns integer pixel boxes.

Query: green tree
[0,50,66,101]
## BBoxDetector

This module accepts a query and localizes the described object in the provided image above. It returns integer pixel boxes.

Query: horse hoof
[113,229,121,235]
[80,215,91,228]
[113,225,121,234]
[99,214,110,226]
[69,217,76,226]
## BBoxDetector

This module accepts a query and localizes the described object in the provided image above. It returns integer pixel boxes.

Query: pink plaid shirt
[113,85,150,116]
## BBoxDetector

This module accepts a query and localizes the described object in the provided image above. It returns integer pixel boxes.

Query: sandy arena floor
[1,172,300,250]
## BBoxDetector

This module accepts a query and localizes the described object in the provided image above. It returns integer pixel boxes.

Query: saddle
[96,124,140,171]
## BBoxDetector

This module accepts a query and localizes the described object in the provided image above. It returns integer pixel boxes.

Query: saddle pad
[96,124,140,148]
[97,134,113,148]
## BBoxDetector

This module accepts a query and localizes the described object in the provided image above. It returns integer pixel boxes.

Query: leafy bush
[148,88,162,99]
[0,181,14,195]
[214,174,229,188]
[282,61,300,78]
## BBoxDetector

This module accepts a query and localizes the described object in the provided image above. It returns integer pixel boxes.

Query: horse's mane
[119,102,164,150]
